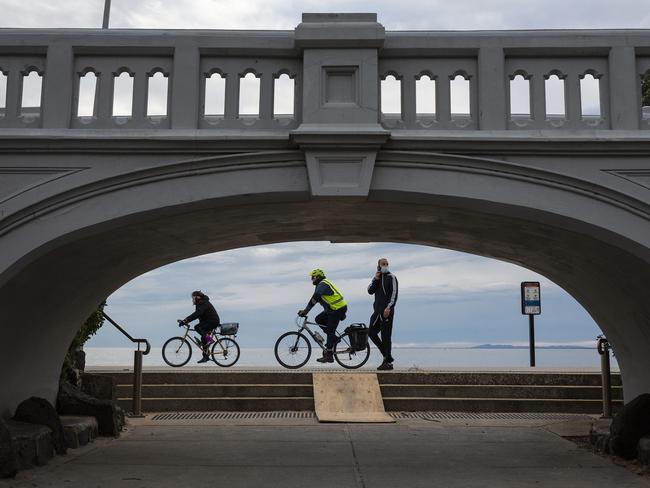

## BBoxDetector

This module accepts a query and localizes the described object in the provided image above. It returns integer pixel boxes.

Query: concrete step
[377,371,622,387]
[117,384,313,398]
[379,384,624,400]
[382,397,620,414]
[101,371,313,385]
[117,396,620,414]
[118,397,315,412]
[96,370,621,387]
[60,416,98,449]
[116,383,623,401]
[103,370,623,414]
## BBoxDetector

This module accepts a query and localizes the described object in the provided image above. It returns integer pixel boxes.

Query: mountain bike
[274,316,370,369]
[162,321,240,367]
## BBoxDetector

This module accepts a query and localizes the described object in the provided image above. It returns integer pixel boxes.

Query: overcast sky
[1,0,628,355]
[1,0,650,30]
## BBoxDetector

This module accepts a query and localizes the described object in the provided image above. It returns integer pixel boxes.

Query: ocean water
[84,346,618,370]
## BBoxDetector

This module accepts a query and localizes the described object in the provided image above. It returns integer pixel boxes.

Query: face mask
[380,266,390,274]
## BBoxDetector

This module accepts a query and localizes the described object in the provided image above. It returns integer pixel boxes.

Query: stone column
[291,13,389,196]
[478,47,507,130]
[42,43,74,128]
[171,45,200,129]
[609,46,639,130]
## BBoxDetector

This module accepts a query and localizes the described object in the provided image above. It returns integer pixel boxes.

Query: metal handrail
[101,311,150,417]
[597,334,613,418]
[102,312,151,355]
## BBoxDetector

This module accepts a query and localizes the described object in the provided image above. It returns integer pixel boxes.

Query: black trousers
[195,322,219,356]
[368,311,394,362]
[315,306,347,350]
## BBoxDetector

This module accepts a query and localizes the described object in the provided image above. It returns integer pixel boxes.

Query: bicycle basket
[219,322,239,335]
[345,324,369,351]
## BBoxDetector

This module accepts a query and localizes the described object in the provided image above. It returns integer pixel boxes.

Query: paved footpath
[2,418,649,488]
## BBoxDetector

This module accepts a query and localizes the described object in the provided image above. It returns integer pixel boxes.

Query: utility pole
[102,0,111,29]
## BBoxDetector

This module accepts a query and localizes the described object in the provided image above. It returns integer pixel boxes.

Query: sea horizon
[83,344,618,370]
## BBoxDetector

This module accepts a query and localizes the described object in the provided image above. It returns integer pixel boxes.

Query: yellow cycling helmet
[309,268,325,279]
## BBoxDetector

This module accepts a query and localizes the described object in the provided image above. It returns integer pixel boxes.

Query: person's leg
[381,312,394,363]
[194,324,210,360]
[368,312,385,356]
[320,312,335,350]
[317,310,341,363]
[315,311,328,328]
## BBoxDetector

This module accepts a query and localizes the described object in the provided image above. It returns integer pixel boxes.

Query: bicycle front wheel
[334,335,370,369]
[162,337,192,367]
[274,332,311,369]
[211,337,240,367]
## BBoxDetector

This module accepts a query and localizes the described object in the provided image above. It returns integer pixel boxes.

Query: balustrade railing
[0,28,649,132]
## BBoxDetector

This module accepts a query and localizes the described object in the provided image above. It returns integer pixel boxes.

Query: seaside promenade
[3,414,648,488]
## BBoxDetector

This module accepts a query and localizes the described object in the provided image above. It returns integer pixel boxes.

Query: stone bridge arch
[2,12,650,418]
[1,144,649,417]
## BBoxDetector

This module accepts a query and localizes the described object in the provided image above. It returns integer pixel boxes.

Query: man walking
[368,258,398,370]
[298,268,348,363]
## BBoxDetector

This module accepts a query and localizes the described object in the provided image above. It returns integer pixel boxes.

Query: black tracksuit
[367,272,398,362]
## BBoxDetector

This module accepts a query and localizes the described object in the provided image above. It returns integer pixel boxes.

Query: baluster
[565,73,581,127]
[133,71,148,122]
[4,69,21,123]
[530,75,546,126]
[260,72,274,121]
[437,74,451,125]
[224,73,239,120]
[402,72,416,128]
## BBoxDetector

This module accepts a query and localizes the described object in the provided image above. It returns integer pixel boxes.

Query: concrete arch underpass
[1,146,649,418]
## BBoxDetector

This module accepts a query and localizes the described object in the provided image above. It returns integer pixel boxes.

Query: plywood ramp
[312,373,394,423]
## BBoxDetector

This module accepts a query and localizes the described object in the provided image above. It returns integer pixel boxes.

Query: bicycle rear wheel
[274,332,311,369]
[162,337,192,367]
[211,337,240,367]
[334,335,370,369]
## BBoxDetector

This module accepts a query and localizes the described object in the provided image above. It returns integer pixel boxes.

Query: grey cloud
[2,0,650,29]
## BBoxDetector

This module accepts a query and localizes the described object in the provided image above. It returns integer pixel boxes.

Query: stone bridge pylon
[1,13,650,417]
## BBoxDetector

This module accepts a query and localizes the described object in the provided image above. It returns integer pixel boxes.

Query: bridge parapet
[0,16,649,133]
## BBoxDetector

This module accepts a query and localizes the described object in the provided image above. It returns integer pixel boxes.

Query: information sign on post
[521,282,541,315]
[521,282,541,367]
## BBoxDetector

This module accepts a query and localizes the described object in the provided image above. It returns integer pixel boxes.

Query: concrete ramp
[313,373,394,423]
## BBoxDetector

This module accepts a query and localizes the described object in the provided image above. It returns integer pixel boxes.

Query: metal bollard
[597,335,612,418]
[131,349,144,418]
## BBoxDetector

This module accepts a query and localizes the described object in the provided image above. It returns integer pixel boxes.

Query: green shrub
[60,301,106,381]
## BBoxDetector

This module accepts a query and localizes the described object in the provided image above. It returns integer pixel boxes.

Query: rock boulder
[609,393,650,459]
[0,418,17,478]
[57,382,124,437]
[13,397,66,455]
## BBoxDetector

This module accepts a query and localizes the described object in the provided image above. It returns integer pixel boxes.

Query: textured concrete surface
[2,419,649,487]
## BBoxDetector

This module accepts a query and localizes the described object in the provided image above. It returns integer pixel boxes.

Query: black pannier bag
[219,322,239,335]
[345,323,369,351]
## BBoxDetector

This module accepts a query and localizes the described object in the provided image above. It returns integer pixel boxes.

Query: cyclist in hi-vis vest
[298,269,348,363]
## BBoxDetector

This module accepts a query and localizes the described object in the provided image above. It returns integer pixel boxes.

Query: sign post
[521,282,541,367]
